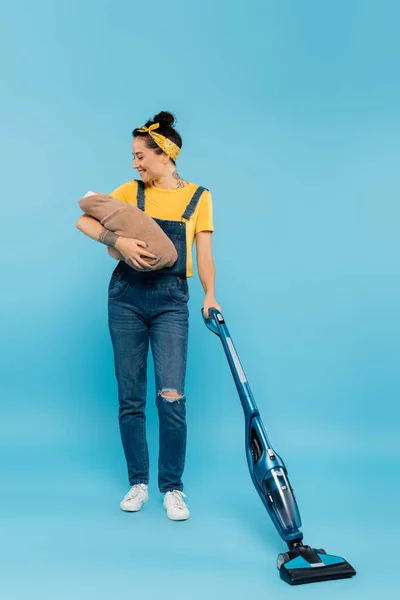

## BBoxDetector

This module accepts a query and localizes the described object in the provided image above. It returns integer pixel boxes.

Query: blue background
[1,1,399,598]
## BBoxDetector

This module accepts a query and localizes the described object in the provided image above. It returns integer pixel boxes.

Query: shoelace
[166,490,187,509]
[127,484,147,499]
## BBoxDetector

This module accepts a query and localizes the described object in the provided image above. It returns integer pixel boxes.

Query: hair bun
[153,111,175,127]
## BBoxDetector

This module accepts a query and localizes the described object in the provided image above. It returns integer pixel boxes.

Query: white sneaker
[120,484,148,512]
[163,490,190,521]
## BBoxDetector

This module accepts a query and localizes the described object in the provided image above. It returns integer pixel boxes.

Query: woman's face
[132,137,166,183]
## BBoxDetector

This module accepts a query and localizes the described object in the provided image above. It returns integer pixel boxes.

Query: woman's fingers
[124,243,158,269]
[140,249,158,260]
[129,258,141,269]
[128,257,146,270]
[134,240,157,259]
[135,256,154,269]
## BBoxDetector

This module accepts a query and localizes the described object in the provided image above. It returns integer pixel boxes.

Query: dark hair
[132,111,182,163]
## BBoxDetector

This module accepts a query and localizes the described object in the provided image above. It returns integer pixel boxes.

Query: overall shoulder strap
[181,186,208,220]
[135,179,145,211]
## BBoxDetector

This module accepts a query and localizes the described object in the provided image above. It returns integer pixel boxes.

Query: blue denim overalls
[108,180,207,493]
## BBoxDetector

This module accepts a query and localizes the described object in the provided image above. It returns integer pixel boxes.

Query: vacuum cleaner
[202,307,356,586]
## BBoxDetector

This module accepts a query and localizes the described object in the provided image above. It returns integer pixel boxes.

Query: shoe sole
[166,514,190,521]
[163,505,190,521]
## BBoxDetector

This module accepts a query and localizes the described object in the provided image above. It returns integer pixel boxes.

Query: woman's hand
[203,293,222,319]
[115,237,158,270]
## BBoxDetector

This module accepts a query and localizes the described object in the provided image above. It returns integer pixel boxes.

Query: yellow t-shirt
[109,179,214,278]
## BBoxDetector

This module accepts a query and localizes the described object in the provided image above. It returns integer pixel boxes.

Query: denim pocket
[167,281,189,304]
[108,273,129,300]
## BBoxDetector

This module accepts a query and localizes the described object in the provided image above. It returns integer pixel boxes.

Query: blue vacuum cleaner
[202,307,356,586]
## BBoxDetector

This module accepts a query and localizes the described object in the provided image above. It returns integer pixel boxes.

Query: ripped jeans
[108,267,189,493]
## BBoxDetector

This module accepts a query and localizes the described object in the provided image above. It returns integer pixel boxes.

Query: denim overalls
[108,180,207,493]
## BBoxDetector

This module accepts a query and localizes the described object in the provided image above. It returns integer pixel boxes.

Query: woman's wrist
[98,227,120,248]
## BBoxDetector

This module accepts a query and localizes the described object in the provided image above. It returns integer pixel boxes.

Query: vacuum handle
[201,306,260,417]
[201,307,224,336]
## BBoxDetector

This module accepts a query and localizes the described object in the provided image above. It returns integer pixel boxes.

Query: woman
[76,111,221,520]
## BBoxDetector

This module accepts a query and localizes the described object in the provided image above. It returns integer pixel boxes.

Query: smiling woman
[76,109,221,521]
[132,111,185,185]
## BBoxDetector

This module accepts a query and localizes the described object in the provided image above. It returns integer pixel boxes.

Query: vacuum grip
[201,307,224,336]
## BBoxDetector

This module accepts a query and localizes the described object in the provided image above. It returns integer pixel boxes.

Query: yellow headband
[137,122,181,161]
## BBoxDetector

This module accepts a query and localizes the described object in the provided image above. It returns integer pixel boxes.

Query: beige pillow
[78,192,178,270]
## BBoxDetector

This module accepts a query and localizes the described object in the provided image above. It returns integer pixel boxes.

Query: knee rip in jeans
[158,388,185,403]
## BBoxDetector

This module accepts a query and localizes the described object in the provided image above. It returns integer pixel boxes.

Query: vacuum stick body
[203,308,356,585]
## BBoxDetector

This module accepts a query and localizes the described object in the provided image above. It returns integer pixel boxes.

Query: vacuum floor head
[278,544,356,585]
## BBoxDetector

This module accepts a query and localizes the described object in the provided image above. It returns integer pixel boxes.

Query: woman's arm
[76,214,156,268]
[196,231,222,317]
[76,215,124,259]
[76,214,121,249]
